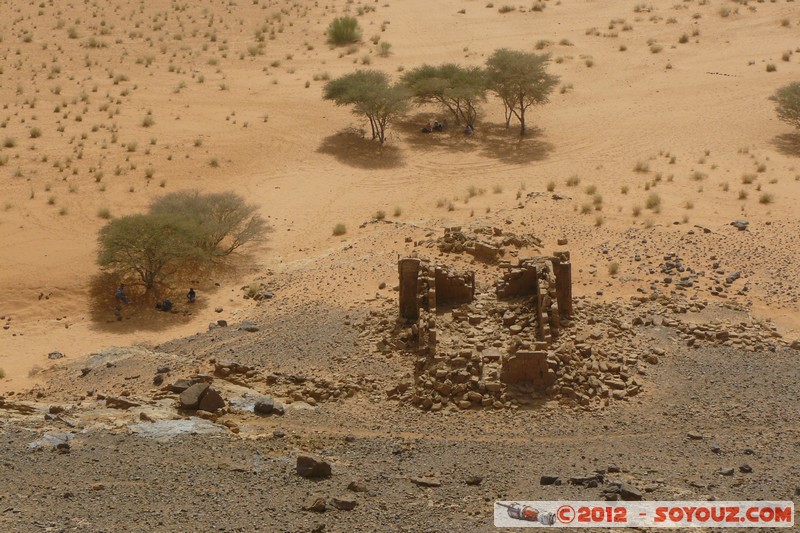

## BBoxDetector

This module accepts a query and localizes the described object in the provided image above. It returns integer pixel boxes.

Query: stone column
[399,258,421,320]
[553,257,573,318]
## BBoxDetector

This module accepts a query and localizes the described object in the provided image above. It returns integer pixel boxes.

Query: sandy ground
[0,2,800,528]
[2,0,800,389]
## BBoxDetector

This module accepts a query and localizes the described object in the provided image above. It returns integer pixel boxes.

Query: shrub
[546,180,555,192]
[374,210,386,220]
[327,16,362,45]
[770,82,800,129]
[498,5,515,13]
[566,175,581,186]
[634,161,649,173]
[645,193,661,209]
[608,262,619,276]
[0,368,4,379]
[393,206,402,217]
[580,203,592,214]
[378,42,392,57]
[766,63,776,73]
[30,127,42,138]
[3,137,16,148]
[738,190,748,200]
[333,223,347,235]
[759,193,774,204]
[97,207,112,219]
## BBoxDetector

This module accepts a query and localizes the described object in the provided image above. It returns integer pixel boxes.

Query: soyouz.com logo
[494,501,794,528]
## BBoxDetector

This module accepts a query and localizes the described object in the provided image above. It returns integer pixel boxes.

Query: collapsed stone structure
[395,252,574,410]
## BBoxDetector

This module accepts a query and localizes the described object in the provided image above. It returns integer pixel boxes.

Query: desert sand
[1,0,799,530]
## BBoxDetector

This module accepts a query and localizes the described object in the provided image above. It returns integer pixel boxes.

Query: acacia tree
[97,213,206,291]
[485,49,559,135]
[149,190,267,257]
[323,70,410,144]
[401,64,487,127]
[771,82,800,129]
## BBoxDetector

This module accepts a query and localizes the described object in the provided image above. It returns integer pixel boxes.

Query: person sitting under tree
[115,284,129,304]
[187,288,196,303]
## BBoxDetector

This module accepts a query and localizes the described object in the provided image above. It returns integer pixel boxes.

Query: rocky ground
[1,281,799,532]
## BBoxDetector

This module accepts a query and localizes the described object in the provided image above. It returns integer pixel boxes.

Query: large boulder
[179,383,209,409]
[198,388,225,412]
[297,455,332,478]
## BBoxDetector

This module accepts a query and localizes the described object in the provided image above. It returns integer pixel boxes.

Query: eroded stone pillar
[399,258,421,320]
[553,255,573,318]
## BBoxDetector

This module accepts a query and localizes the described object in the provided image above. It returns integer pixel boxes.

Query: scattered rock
[297,455,332,478]
[303,494,327,513]
[197,388,225,412]
[465,475,483,486]
[48,351,64,360]
[739,464,752,474]
[179,383,209,409]
[540,475,560,486]
[411,476,442,488]
[331,496,357,511]
[105,396,140,410]
[718,467,735,476]
[347,481,367,493]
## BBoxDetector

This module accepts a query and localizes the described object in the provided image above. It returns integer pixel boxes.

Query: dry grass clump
[332,223,347,236]
[633,161,649,173]
[608,262,619,276]
[645,192,661,210]
[758,193,773,204]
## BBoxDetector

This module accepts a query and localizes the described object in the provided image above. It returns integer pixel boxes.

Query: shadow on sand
[396,113,554,164]
[770,132,800,157]
[317,129,405,169]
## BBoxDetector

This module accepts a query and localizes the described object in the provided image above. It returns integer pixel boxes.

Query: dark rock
[152,374,164,386]
[297,455,332,478]
[254,396,283,415]
[48,351,64,360]
[719,467,735,476]
[198,388,225,412]
[168,379,196,393]
[156,367,170,374]
[607,464,621,473]
[240,322,260,332]
[331,496,357,511]
[347,481,368,493]
[687,431,704,440]
[540,475,560,486]
[739,464,752,474]
[179,383,209,409]
[465,475,483,486]
[216,319,228,327]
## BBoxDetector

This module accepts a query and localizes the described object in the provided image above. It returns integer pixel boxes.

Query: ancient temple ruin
[397,252,573,404]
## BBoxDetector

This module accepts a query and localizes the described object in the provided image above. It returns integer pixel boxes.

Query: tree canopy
[97,191,267,293]
[97,213,205,291]
[401,64,487,127]
[771,82,800,130]
[323,70,410,144]
[485,49,559,135]
[149,190,267,257]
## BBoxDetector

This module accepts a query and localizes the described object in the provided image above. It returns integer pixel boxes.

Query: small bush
[327,16,362,46]
[766,63,776,73]
[374,210,386,220]
[621,185,629,194]
[97,207,112,219]
[759,193,773,204]
[633,161,649,173]
[378,42,392,57]
[3,137,16,148]
[546,180,555,192]
[608,262,619,276]
[566,175,581,187]
[393,206,402,217]
[333,223,347,236]
[580,203,592,214]
[0,368,5,379]
[645,193,661,210]
[679,33,689,44]
[585,184,597,195]
[738,190,748,200]
[632,205,642,217]
[595,215,604,227]
[30,127,42,138]
[498,5,515,13]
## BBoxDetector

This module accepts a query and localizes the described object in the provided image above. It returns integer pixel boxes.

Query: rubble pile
[422,226,543,262]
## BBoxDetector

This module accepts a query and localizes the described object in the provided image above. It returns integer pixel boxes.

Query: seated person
[433,120,443,132]
[421,122,433,134]
[464,124,474,135]
[187,288,196,303]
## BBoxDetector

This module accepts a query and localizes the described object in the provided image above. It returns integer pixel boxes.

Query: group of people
[421,119,473,135]
[421,119,446,134]
[114,284,197,312]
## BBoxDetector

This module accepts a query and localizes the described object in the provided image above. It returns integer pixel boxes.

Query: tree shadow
[396,113,554,164]
[770,132,800,157]
[317,129,405,169]
[87,272,197,333]
[477,123,554,165]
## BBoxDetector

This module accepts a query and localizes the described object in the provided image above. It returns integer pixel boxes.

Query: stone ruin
[393,252,574,410]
